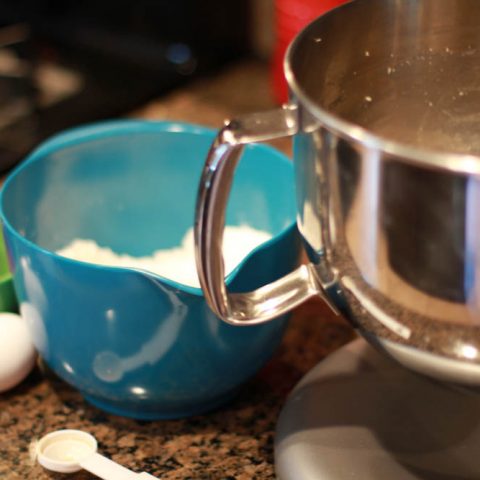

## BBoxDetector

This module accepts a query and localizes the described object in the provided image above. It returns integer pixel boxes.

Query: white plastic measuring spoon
[36,429,157,479]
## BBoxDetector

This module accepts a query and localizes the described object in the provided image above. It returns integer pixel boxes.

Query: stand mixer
[194,1,480,477]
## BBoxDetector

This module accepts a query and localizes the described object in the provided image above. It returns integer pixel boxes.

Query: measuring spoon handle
[79,452,140,480]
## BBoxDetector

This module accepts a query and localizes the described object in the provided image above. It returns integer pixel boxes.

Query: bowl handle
[195,106,334,325]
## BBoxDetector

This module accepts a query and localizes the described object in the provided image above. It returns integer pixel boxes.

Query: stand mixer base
[275,338,480,479]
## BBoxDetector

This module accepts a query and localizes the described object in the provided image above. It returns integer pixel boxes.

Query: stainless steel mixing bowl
[195,0,480,385]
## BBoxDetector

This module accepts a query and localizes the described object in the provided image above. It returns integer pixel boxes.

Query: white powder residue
[56,225,272,287]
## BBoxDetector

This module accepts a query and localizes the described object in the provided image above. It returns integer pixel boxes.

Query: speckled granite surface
[0,61,355,479]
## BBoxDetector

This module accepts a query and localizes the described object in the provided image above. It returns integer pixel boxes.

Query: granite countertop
[0,60,354,480]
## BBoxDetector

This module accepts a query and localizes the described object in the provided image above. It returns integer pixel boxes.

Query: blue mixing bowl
[0,120,299,419]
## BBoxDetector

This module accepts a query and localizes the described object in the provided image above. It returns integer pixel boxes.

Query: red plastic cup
[272,0,350,104]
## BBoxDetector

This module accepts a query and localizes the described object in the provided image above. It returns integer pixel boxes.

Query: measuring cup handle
[194,106,324,325]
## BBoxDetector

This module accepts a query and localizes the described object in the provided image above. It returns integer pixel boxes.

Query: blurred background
[0,0,347,173]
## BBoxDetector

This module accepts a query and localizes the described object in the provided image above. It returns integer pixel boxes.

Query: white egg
[0,312,37,392]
